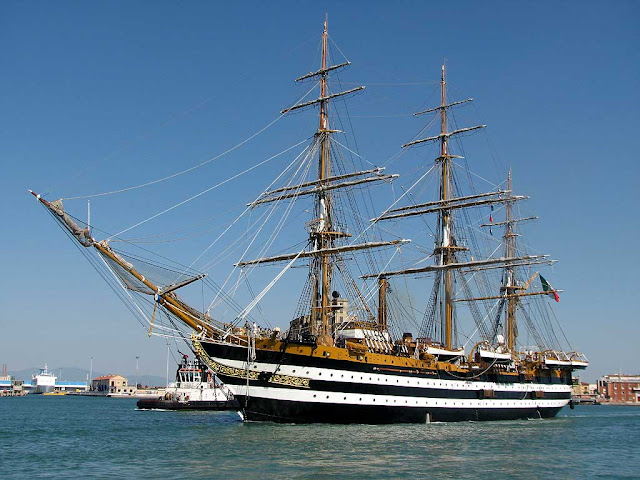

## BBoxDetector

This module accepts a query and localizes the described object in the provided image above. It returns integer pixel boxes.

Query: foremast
[238,18,407,347]
[316,18,335,346]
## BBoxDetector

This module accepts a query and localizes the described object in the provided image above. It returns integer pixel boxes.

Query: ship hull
[197,340,571,424]
[136,398,239,411]
[235,395,564,423]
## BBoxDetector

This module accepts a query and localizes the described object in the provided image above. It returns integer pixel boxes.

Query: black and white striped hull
[197,341,571,424]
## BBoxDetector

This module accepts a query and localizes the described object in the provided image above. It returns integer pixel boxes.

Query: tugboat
[137,354,237,411]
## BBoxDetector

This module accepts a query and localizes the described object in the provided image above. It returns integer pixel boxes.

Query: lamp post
[89,357,93,391]
[135,356,140,390]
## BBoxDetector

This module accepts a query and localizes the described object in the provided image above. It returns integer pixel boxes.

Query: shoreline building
[598,374,640,403]
[91,374,135,395]
[0,364,25,397]
[571,377,598,404]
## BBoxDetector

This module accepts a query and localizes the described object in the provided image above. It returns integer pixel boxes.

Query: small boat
[137,355,238,411]
[472,336,513,364]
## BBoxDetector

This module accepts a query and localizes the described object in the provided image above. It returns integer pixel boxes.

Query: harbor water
[1,396,638,479]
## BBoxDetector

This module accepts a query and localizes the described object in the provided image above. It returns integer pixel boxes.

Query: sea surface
[1,396,638,479]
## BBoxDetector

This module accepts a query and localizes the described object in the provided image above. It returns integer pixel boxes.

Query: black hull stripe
[201,341,571,386]
[236,396,564,424]
[136,399,239,410]
[217,373,571,401]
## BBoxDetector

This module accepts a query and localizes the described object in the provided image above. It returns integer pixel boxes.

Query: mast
[377,276,388,331]
[239,18,402,344]
[504,170,517,352]
[316,16,333,345]
[439,63,454,349]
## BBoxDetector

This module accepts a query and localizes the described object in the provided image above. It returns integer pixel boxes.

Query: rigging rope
[235,245,309,323]
[62,82,319,201]
[108,138,311,240]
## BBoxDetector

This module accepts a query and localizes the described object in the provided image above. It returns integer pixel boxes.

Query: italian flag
[540,275,560,302]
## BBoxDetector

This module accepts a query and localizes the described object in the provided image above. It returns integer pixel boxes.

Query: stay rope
[108,138,311,240]
[62,82,319,201]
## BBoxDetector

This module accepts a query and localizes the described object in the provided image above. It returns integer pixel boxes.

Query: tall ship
[31,20,587,423]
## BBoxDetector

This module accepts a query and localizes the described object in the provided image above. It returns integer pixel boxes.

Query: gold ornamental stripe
[191,336,259,380]
[191,336,310,388]
[269,374,310,389]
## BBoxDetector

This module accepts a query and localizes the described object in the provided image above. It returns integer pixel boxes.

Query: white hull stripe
[212,356,571,395]
[231,385,569,410]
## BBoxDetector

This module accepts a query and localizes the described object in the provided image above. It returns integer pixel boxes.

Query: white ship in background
[31,364,57,394]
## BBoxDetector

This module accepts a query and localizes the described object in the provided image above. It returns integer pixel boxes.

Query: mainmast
[504,170,518,352]
[367,64,563,355]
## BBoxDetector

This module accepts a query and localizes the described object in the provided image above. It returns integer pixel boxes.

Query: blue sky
[2,1,638,382]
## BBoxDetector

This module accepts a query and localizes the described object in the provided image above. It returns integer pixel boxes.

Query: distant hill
[8,367,166,387]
